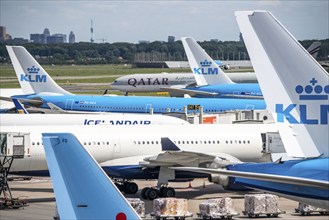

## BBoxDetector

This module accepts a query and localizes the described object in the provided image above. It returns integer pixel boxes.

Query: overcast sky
[1,0,328,43]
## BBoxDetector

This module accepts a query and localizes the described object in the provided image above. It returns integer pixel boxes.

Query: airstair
[0,132,30,209]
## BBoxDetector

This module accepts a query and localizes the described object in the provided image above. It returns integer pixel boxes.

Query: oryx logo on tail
[20,65,47,82]
[276,78,329,125]
[193,59,219,75]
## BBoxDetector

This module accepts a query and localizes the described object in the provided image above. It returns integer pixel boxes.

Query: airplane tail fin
[42,133,141,220]
[235,11,328,158]
[181,37,233,86]
[6,46,71,95]
[306,41,321,59]
[12,98,29,114]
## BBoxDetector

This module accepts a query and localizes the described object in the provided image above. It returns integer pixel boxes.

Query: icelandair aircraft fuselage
[15,93,266,113]
[2,124,277,177]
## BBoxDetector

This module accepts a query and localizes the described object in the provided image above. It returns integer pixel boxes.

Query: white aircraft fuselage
[110,72,257,93]
[1,124,277,175]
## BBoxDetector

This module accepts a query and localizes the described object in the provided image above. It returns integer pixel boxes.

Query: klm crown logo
[27,66,40,74]
[200,60,212,67]
[194,59,218,75]
[20,65,46,83]
[275,77,329,125]
[295,78,329,100]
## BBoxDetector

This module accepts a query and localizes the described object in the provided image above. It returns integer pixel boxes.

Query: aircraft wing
[0,96,42,105]
[160,87,219,97]
[140,137,241,168]
[171,167,329,189]
[160,87,263,99]
[140,151,241,168]
[42,133,141,220]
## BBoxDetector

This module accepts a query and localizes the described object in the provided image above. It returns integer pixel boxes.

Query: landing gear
[115,181,138,195]
[161,187,175,197]
[141,186,176,200]
[124,182,138,194]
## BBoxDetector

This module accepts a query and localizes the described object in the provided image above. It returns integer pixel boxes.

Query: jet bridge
[0,132,30,209]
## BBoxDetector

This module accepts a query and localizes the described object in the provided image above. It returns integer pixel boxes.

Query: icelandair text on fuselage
[84,119,151,125]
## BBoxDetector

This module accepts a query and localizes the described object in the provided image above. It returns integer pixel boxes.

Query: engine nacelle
[208,174,249,190]
[208,174,230,187]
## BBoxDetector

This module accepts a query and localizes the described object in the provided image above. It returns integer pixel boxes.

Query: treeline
[0,39,328,65]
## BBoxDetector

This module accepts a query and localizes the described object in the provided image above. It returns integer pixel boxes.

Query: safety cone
[203,181,205,188]
[188,182,192,188]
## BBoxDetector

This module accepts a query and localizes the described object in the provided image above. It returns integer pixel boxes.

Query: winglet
[42,133,141,220]
[235,11,328,157]
[161,137,181,151]
[181,37,233,86]
[12,98,29,114]
[6,46,71,95]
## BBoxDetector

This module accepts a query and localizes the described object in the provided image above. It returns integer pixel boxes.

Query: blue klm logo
[276,78,329,125]
[20,66,47,82]
[193,59,218,75]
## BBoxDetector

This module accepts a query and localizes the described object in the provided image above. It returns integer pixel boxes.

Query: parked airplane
[7,46,266,114]
[2,123,279,200]
[109,42,321,95]
[43,132,141,220]
[110,72,258,95]
[173,11,329,209]
[160,37,263,99]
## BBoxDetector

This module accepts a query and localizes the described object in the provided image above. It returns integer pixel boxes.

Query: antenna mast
[90,19,94,43]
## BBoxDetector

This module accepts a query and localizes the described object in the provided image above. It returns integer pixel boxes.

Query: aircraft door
[65,99,74,110]
[146,104,152,113]
[113,138,121,154]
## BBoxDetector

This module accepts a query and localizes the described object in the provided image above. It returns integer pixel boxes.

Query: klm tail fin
[236,11,328,157]
[12,98,29,114]
[181,37,233,86]
[307,42,321,59]
[42,133,141,220]
[6,46,71,95]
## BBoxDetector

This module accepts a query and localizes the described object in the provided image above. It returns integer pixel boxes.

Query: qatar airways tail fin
[42,133,141,220]
[181,37,233,86]
[6,46,71,95]
[236,11,328,158]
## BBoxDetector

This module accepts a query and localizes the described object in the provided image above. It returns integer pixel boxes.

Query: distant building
[168,36,175,43]
[43,28,50,43]
[43,28,50,36]
[30,34,46,44]
[69,31,75,43]
[0,26,6,42]
[47,34,66,44]
[210,39,219,42]
[139,40,150,44]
